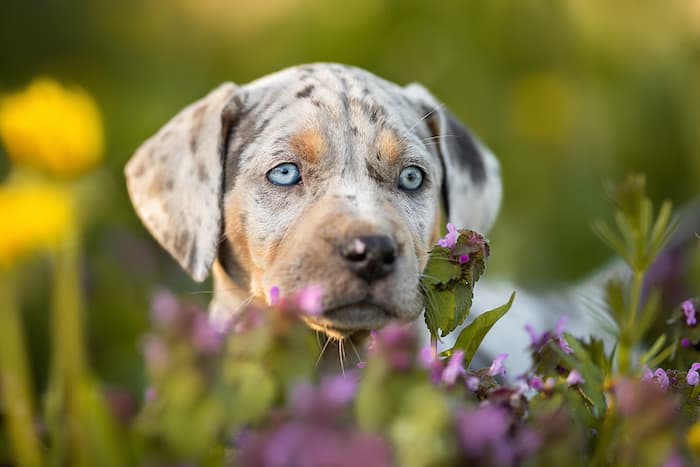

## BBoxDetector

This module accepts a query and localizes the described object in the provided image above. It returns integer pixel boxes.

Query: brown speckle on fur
[289,129,326,165]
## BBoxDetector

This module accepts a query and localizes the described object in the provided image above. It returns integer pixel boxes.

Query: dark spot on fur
[365,160,388,184]
[187,245,199,274]
[130,161,146,178]
[165,178,174,190]
[173,229,191,256]
[441,110,486,184]
[296,85,315,99]
[189,103,209,153]
[351,126,358,136]
[311,99,322,108]
[196,161,209,182]
[217,225,250,289]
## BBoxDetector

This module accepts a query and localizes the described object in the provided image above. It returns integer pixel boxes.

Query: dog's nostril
[340,235,397,283]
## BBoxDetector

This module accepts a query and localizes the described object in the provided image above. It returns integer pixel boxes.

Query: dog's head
[125,63,501,337]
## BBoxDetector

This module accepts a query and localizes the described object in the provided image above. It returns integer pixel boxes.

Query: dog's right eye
[267,163,302,186]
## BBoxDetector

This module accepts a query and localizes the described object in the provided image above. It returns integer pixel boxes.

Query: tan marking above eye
[289,129,326,164]
[376,128,403,164]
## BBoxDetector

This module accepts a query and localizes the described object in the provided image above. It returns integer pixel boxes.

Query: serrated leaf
[448,292,515,367]
[451,282,473,333]
[421,252,461,286]
[423,288,455,339]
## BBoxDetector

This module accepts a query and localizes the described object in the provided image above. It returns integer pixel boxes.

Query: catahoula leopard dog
[125,63,501,345]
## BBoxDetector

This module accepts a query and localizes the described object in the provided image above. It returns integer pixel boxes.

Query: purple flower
[556,315,573,354]
[641,365,653,383]
[488,353,508,377]
[356,361,366,369]
[437,223,459,248]
[417,345,444,384]
[297,284,324,315]
[369,324,417,371]
[320,373,358,408]
[566,369,585,386]
[141,335,169,373]
[458,254,470,264]
[269,286,281,306]
[653,368,670,391]
[456,405,516,466]
[466,376,480,391]
[442,350,466,385]
[529,376,544,390]
[524,324,548,348]
[191,312,223,352]
[144,387,157,403]
[687,363,700,386]
[151,289,181,328]
[681,337,692,348]
[683,299,697,326]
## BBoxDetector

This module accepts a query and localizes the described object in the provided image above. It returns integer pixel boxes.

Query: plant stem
[47,234,90,467]
[618,270,644,375]
[0,271,44,467]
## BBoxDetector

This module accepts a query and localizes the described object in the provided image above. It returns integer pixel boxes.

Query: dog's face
[125,64,501,337]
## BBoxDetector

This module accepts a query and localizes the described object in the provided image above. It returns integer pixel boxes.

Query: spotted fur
[125,63,502,335]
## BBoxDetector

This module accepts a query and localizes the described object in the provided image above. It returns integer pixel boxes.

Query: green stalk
[618,270,644,375]
[0,271,44,467]
[46,234,125,467]
[46,234,89,467]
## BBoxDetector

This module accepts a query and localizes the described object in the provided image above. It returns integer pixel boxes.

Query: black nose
[340,235,397,283]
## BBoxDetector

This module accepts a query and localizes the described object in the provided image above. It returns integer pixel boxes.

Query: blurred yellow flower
[687,421,700,457]
[0,182,74,268]
[0,78,104,177]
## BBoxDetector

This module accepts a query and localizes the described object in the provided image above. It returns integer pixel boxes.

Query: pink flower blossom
[529,376,544,390]
[683,300,697,326]
[681,337,692,348]
[297,284,324,315]
[458,254,470,264]
[466,376,480,391]
[686,363,700,386]
[488,353,508,377]
[556,315,573,354]
[652,368,670,391]
[437,223,459,248]
[269,286,281,306]
[442,350,466,385]
[566,369,585,386]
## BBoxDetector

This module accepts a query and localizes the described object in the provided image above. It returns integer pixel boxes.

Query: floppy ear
[125,83,237,282]
[404,83,502,234]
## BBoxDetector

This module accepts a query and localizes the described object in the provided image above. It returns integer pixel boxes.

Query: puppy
[125,63,502,340]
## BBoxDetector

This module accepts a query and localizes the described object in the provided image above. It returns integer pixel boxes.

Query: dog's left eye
[398,165,424,191]
[267,163,302,186]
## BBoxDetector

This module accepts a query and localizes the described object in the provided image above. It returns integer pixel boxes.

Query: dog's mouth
[302,301,398,339]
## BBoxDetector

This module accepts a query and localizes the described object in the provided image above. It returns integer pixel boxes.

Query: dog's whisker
[406,102,445,135]
[315,335,333,368]
[348,337,363,364]
[338,339,346,376]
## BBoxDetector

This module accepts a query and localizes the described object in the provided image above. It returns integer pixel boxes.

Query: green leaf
[451,282,473,333]
[638,333,666,367]
[448,292,515,367]
[423,288,454,338]
[421,252,461,286]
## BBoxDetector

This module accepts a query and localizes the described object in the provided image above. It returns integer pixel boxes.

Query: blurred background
[1,0,699,393]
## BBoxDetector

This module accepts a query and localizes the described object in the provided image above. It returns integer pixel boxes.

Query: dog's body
[126,63,501,340]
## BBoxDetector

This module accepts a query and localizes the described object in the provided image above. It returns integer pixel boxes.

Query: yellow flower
[687,421,700,457]
[0,182,74,268]
[0,78,104,177]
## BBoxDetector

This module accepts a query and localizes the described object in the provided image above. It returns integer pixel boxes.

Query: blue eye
[267,163,302,186]
[398,166,424,191]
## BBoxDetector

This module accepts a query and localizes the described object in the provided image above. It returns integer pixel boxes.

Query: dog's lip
[303,300,397,335]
